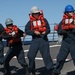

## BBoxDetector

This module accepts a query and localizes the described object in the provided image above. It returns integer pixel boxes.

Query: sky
[0,0,75,31]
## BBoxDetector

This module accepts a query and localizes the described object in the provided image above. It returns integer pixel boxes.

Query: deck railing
[19,23,58,42]
[3,23,59,46]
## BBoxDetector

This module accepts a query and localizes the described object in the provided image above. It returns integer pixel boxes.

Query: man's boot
[52,70,60,75]
[53,73,59,75]
[29,69,36,75]
[24,65,30,75]
[3,72,11,75]
[0,59,4,65]
[52,71,59,75]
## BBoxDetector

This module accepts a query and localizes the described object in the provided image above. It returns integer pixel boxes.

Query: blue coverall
[25,18,54,73]
[2,29,29,75]
[54,21,75,74]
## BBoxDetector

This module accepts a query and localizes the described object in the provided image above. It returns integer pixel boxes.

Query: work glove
[11,31,16,37]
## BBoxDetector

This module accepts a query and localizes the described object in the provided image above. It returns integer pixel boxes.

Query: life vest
[29,10,46,32]
[5,25,18,34]
[4,25,21,44]
[62,14,75,30]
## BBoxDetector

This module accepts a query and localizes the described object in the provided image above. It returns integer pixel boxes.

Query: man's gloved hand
[42,31,46,35]
[11,31,16,37]
[34,31,40,35]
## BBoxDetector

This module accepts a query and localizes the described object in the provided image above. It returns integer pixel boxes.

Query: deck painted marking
[4,44,71,62]
[23,45,61,52]
[3,53,71,62]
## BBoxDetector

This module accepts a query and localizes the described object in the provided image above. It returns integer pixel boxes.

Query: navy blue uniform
[2,29,29,75]
[54,21,75,74]
[25,18,54,73]
[0,24,4,64]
